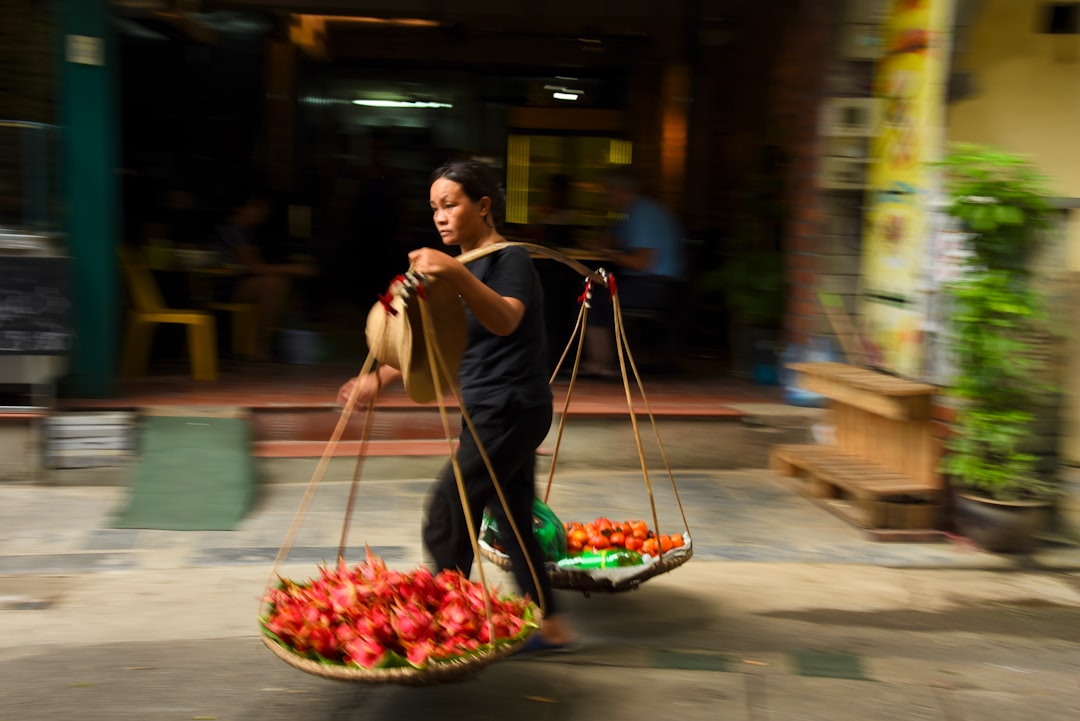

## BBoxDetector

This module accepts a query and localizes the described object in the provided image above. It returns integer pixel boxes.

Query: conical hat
[365,273,468,404]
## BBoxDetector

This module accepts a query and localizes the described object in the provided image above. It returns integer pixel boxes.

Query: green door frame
[59,0,120,398]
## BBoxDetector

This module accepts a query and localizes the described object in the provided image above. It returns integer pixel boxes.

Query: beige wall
[948,0,1080,219]
[947,0,1080,467]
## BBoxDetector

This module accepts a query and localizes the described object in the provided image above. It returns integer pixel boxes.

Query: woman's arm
[337,364,402,410]
[407,248,525,336]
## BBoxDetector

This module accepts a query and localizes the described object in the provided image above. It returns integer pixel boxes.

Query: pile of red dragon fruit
[260,549,539,670]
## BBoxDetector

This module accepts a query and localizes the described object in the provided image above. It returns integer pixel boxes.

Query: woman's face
[429,177,489,247]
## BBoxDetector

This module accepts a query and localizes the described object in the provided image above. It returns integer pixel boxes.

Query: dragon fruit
[260,548,537,670]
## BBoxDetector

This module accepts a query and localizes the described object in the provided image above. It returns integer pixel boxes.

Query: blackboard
[0,256,74,355]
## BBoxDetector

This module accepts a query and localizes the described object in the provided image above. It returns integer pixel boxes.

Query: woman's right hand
[337,372,381,410]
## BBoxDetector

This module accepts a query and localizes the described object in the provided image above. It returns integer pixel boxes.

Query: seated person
[210,188,318,361]
[583,166,688,376]
[521,172,578,248]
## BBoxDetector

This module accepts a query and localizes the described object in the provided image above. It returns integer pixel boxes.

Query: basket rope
[260,241,694,684]
[463,242,693,591]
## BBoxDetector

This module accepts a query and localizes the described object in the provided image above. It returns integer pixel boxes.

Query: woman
[337,160,575,652]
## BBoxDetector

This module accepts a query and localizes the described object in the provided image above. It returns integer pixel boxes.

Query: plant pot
[730,323,779,383]
[952,492,1052,554]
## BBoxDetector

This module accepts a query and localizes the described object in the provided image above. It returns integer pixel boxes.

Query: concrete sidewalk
[3,466,1080,720]
[2,465,1079,575]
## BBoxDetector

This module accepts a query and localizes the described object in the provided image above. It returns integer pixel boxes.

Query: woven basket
[479,539,694,594]
[261,619,540,686]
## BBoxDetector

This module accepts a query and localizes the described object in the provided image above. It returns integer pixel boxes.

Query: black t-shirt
[459,246,552,411]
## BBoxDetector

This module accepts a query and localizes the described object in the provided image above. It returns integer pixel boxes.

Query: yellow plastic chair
[178,262,259,360]
[119,247,219,381]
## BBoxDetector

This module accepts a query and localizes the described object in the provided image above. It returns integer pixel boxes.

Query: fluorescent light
[352,99,452,108]
[544,84,585,94]
[552,92,579,101]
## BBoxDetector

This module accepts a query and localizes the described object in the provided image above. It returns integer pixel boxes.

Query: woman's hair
[431,159,506,228]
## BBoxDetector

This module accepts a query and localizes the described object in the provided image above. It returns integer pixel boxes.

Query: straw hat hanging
[365,272,468,403]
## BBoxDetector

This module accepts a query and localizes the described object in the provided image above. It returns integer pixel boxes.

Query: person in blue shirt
[583,166,688,376]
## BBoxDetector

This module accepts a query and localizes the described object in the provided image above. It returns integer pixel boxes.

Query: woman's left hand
[407,248,462,282]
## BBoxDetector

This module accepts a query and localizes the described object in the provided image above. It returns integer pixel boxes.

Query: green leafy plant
[699,249,786,329]
[939,143,1056,501]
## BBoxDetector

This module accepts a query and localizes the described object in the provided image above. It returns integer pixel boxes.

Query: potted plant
[694,244,786,383]
[938,143,1058,552]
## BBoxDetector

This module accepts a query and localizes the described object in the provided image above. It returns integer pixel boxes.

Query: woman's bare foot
[539,614,575,646]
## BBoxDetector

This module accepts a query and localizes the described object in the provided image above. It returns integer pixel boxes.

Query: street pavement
[3,463,1080,720]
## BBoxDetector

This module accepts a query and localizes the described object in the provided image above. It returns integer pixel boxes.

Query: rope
[261,343,379,603]
[262,269,547,626]
[609,286,692,554]
[262,240,692,613]
[454,243,693,552]
[415,294,546,615]
[543,280,591,504]
[456,240,609,288]
[416,295,499,638]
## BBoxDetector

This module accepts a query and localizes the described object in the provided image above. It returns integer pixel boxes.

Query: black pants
[422,401,557,616]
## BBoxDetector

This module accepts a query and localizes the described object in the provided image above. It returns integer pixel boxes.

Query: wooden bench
[770,362,943,540]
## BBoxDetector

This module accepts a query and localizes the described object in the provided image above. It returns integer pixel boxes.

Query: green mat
[790,650,869,680]
[112,409,256,531]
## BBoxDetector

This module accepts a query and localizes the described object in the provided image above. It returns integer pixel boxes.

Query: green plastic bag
[555,548,644,570]
[480,498,567,562]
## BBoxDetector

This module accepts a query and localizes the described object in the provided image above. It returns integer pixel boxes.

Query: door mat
[111,407,255,531]
[789,650,869,680]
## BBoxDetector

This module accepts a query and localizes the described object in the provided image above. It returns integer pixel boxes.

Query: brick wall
[768,0,842,348]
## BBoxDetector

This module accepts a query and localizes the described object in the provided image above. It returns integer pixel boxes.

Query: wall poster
[858,0,954,379]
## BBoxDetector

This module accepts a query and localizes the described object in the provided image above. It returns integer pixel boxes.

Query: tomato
[569,528,589,547]
[624,536,643,552]
[608,531,626,548]
[670,533,684,548]
[641,538,658,556]
[659,535,673,553]
[589,534,610,550]
[567,537,583,552]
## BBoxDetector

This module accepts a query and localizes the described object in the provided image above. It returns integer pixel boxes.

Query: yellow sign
[859,0,953,378]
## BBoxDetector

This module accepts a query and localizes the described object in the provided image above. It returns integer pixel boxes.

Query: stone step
[197,397,825,469]
[41,407,821,484]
